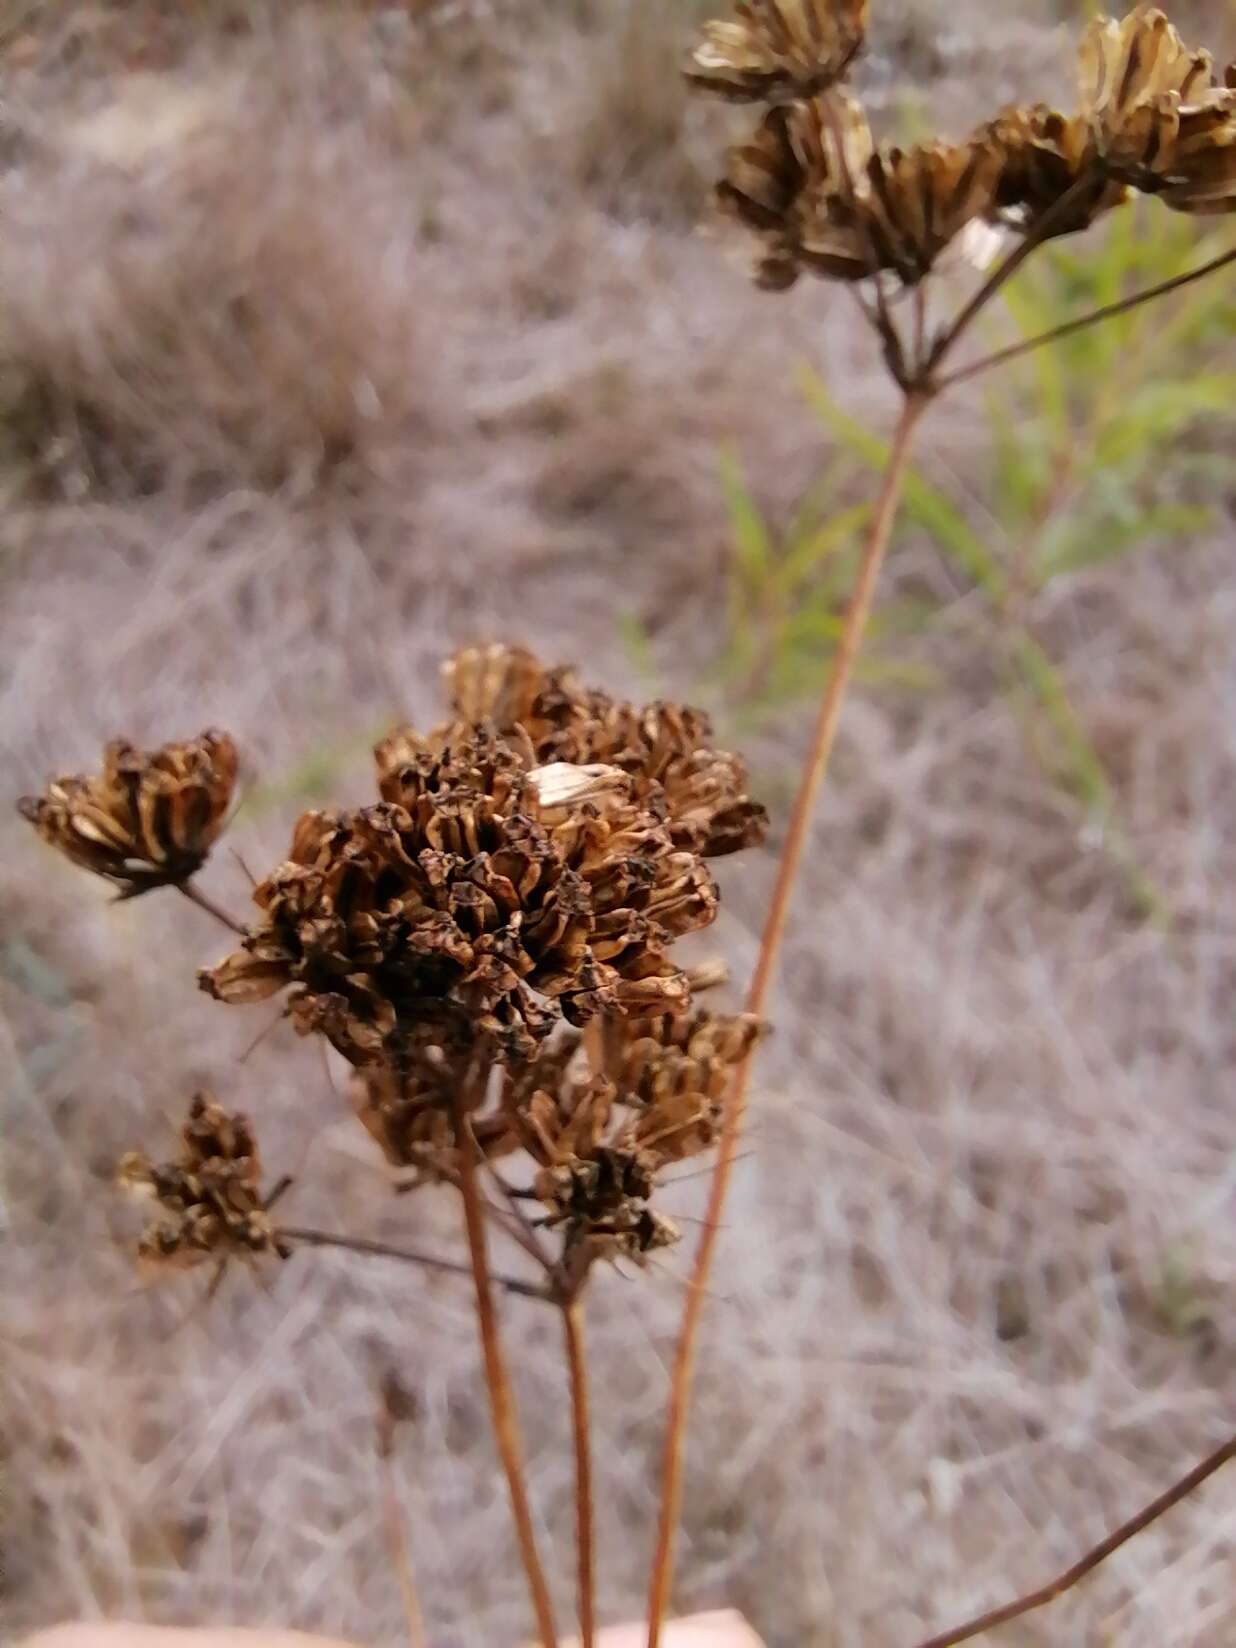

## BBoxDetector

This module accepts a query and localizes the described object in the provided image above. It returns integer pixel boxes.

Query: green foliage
[698,449,932,725]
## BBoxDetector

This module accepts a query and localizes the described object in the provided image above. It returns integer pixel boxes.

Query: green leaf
[719,449,772,589]
[1043,503,1212,578]
[771,502,871,597]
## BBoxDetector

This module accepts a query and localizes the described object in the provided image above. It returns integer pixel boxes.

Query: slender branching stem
[279,1225,550,1301]
[177,878,247,936]
[935,240,1236,392]
[452,1093,560,1648]
[925,175,1097,372]
[911,1432,1236,1648]
[644,390,931,1648]
[562,1297,597,1648]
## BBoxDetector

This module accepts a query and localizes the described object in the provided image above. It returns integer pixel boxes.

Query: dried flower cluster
[693,2,1236,291]
[18,730,237,896]
[117,1093,287,1273]
[199,647,764,1071]
[19,646,769,1282]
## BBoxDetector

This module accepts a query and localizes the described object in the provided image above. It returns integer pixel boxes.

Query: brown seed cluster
[37,649,766,1283]
[192,647,767,1270]
[18,730,237,897]
[684,0,869,104]
[431,643,769,860]
[201,730,722,1067]
[1080,9,1236,212]
[694,2,1236,292]
[117,1093,286,1273]
[509,1008,765,1265]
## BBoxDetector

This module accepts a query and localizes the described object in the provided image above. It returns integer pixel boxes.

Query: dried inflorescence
[117,1093,287,1273]
[18,730,237,897]
[509,1008,765,1266]
[350,1046,518,1178]
[435,644,769,859]
[201,754,718,1066]
[202,647,765,1075]
[684,0,869,104]
[694,1,1236,296]
[1079,8,1236,212]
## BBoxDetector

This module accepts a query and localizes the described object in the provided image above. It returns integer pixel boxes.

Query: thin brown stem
[925,176,1097,373]
[377,1439,429,1648]
[935,240,1236,393]
[279,1225,550,1302]
[911,1431,1236,1648]
[562,1297,597,1648]
[452,1093,559,1648]
[644,391,931,1648]
[177,878,247,936]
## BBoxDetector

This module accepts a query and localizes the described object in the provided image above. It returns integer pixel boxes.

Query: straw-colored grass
[4,5,1236,1646]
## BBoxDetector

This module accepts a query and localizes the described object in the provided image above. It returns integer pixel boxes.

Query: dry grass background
[5,2,1236,1645]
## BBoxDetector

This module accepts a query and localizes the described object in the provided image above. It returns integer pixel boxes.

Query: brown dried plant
[17,6,1236,1648]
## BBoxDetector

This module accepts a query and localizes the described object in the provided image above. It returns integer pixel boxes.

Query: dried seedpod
[684,0,869,104]
[1075,8,1236,212]
[512,1075,683,1265]
[984,104,1128,238]
[798,130,1003,285]
[502,1009,764,1267]
[716,94,867,288]
[18,730,238,897]
[431,644,769,860]
[202,726,721,1069]
[117,1092,287,1274]
[350,1046,518,1180]
[600,1008,766,1114]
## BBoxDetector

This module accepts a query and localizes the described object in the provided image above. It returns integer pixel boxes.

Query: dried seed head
[719,93,1002,288]
[1079,8,1236,212]
[350,1046,518,1178]
[507,1007,765,1266]
[118,1092,285,1275]
[798,127,1003,285]
[202,725,720,1069]
[984,105,1128,238]
[685,0,868,104]
[434,644,768,859]
[18,730,237,897]
[716,95,868,287]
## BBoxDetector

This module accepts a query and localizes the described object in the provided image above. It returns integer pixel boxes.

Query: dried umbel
[202,727,721,1068]
[117,1093,286,1273]
[507,1008,765,1266]
[985,105,1128,239]
[350,1047,518,1178]
[684,0,868,104]
[434,644,769,859]
[692,1,1236,300]
[1079,9,1236,212]
[18,730,237,897]
[800,126,1002,285]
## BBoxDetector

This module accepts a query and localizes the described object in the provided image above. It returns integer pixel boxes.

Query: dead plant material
[685,0,869,104]
[117,1092,288,1274]
[18,730,237,897]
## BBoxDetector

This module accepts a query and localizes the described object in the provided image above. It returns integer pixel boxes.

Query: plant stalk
[377,1442,429,1648]
[452,1094,560,1648]
[911,1431,1236,1648]
[562,1297,597,1648]
[934,240,1236,392]
[177,878,247,936]
[644,390,930,1648]
[280,1226,550,1302]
